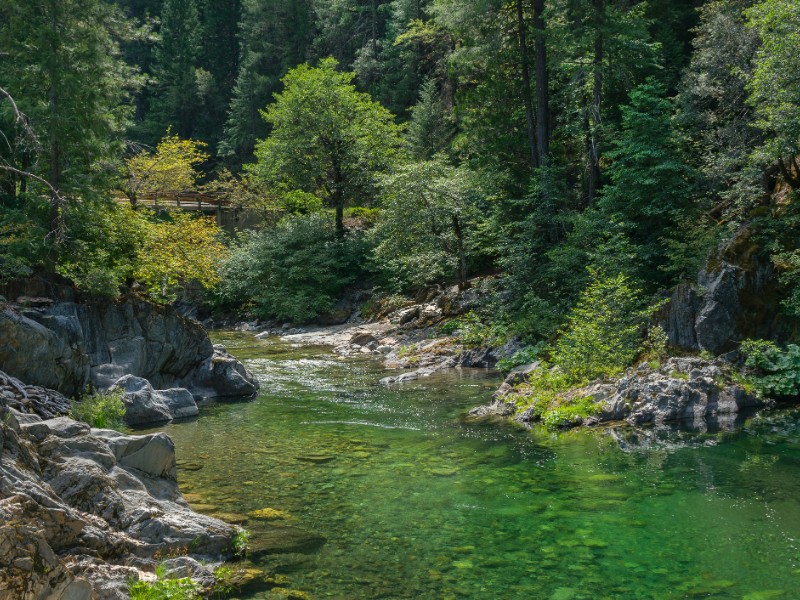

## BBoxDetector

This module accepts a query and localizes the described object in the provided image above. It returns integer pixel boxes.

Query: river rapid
[150,332,800,599]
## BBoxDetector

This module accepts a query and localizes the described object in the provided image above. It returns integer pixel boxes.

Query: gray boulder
[112,376,173,426]
[0,383,236,598]
[111,376,199,426]
[0,308,90,398]
[0,284,259,401]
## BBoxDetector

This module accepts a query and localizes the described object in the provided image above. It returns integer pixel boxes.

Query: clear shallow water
[154,333,800,599]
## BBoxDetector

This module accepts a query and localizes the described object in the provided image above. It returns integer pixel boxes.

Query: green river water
[153,332,800,599]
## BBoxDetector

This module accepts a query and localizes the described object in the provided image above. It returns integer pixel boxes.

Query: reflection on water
[153,332,800,599]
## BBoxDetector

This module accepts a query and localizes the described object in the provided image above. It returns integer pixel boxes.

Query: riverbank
[0,370,239,599]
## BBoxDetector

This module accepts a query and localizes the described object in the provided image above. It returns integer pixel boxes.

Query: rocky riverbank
[0,276,259,427]
[470,357,768,430]
[0,370,238,599]
[242,279,520,384]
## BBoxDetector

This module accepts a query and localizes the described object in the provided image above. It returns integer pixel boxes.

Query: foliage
[598,79,698,286]
[248,58,405,236]
[57,202,147,297]
[70,388,126,430]
[439,311,507,349]
[741,339,800,397]
[215,213,369,322]
[0,205,49,283]
[57,203,225,301]
[552,271,658,382]
[495,344,546,374]
[230,527,250,559]
[746,0,800,178]
[0,0,137,240]
[641,325,670,362]
[123,133,209,203]
[540,395,600,430]
[373,159,485,290]
[128,573,201,600]
[134,211,226,302]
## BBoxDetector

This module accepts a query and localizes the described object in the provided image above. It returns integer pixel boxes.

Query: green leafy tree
[373,159,483,289]
[122,132,209,204]
[746,0,800,187]
[247,58,405,237]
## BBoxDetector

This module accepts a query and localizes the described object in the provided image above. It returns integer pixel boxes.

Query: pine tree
[221,0,313,164]
[0,0,134,240]
[145,0,202,141]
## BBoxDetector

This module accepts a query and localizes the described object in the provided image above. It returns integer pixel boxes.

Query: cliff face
[0,372,236,600]
[662,227,798,353]
[0,276,258,401]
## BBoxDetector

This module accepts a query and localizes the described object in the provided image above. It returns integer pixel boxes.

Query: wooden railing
[118,191,232,211]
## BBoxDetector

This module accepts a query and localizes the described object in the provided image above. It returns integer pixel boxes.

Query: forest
[2,0,800,388]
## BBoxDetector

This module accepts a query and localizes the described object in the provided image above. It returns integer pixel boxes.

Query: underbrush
[70,388,126,430]
[741,339,800,397]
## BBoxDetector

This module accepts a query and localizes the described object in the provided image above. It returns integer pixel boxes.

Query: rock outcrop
[0,371,236,599]
[472,358,766,428]
[662,227,795,353]
[0,277,259,401]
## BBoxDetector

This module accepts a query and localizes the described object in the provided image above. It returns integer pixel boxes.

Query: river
[151,332,800,599]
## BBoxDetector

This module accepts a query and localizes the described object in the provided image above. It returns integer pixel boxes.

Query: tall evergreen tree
[145,0,202,141]
[221,0,313,164]
[0,0,134,241]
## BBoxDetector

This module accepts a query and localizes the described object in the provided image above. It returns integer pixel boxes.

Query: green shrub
[70,388,126,430]
[552,271,660,382]
[230,527,249,559]
[540,395,600,430]
[496,344,545,374]
[741,339,800,397]
[440,311,507,349]
[215,213,370,322]
[129,564,201,600]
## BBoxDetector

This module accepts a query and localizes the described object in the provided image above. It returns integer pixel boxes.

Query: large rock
[0,378,236,598]
[109,375,200,426]
[0,308,90,398]
[474,358,765,428]
[662,227,793,353]
[112,375,173,426]
[0,279,258,400]
[597,358,765,425]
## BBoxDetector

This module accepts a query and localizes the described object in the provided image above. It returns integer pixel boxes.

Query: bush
[741,339,800,397]
[70,388,126,429]
[439,311,507,349]
[496,344,545,374]
[215,213,370,322]
[552,271,659,382]
[129,574,200,600]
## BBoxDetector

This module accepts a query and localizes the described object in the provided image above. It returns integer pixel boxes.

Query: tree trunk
[48,100,64,243]
[533,0,549,162]
[516,0,539,169]
[452,214,467,290]
[587,0,603,204]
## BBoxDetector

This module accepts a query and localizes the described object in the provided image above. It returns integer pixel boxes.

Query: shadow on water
[150,332,800,599]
